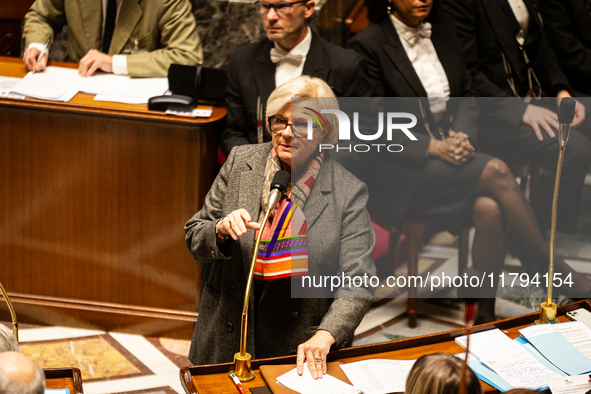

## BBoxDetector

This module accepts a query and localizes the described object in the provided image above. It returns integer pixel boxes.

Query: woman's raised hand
[216,209,261,240]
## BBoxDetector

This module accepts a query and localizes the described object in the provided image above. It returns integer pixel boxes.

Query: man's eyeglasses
[254,0,309,15]
[268,116,320,138]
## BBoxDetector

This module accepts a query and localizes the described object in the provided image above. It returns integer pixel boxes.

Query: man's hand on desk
[78,50,113,77]
[23,47,48,72]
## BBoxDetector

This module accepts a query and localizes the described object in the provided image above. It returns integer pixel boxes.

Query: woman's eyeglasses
[268,116,320,138]
[254,0,308,15]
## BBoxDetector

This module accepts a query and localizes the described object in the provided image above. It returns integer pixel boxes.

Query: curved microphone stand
[0,280,18,342]
[230,170,290,381]
[538,97,576,324]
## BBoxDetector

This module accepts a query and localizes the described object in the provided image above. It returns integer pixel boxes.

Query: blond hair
[406,353,483,394]
[265,76,340,144]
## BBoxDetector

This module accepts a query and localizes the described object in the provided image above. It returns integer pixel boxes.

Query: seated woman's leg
[474,159,591,295]
[471,196,506,323]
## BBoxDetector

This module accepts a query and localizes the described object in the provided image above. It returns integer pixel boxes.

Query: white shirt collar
[273,26,312,57]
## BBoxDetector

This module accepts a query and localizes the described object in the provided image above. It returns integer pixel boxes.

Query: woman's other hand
[216,209,261,240]
[428,131,474,166]
[296,330,335,379]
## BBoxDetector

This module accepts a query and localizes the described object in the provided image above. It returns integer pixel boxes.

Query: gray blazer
[185,143,376,365]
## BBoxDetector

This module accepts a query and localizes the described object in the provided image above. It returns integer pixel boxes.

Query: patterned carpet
[3,324,191,394]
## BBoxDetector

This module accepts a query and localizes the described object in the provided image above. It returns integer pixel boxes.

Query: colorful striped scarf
[253,150,323,281]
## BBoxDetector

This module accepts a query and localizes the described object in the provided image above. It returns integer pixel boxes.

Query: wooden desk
[180,300,591,394]
[46,367,84,394]
[0,57,225,338]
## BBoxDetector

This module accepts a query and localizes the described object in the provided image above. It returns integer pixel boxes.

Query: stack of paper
[0,76,24,99]
[519,322,591,375]
[456,328,564,391]
[9,66,168,105]
[11,67,82,101]
[79,73,168,104]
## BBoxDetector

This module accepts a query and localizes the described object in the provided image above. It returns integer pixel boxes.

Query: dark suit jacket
[539,0,591,95]
[345,14,479,228]
[220,32,374,156]
[185,143,376,365]
[443,0,571,128]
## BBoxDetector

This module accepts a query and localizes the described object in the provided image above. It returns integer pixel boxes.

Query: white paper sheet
[340,359,415,394]
[0,76,21,93]
[165,108,213,118]
[276,364,362,394]
[93,95,151,105]
[81,73,168,104]
[10,67,82,101]
[548,374,591,394]
[554,321,591,359]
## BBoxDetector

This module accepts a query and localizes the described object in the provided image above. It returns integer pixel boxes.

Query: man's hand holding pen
[23,38,50,73]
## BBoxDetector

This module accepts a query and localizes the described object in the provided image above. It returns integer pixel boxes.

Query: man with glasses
[219,0,373,157]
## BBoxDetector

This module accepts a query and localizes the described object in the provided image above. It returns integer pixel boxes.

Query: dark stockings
[469,159,590,323]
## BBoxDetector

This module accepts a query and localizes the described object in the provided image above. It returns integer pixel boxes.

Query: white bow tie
[400,22,432,47]
[270,48,305,64]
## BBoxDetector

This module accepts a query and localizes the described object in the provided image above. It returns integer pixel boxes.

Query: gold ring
[228,218,235,225]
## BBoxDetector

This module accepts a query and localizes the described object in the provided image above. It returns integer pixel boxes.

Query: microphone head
[558,97,576,124]
[270,170,290,193]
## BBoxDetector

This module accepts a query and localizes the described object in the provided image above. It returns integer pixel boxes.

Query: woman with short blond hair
[186,76,376,377]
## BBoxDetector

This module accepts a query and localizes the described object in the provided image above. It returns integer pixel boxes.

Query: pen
[33,38,51,73]
[229,372,246,394]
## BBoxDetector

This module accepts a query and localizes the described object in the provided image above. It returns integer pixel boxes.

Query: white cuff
[112,55,128,75]
[28,43,47,51]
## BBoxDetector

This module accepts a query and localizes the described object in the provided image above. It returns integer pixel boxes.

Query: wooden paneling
[0,1,36,57]
[0,0,35,20]
[0,58,224,338]
[343,0,369,43]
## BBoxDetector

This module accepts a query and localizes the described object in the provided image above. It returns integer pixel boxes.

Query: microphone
[231,170,290,381]
[267,170,290,213]
[539,97,576,325]
[557,97,576,149]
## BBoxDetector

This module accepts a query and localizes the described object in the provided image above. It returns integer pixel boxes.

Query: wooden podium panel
[0,57,225,338]
[46,367,84,394]
[0,1,36,57]
[180,300,591,394]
